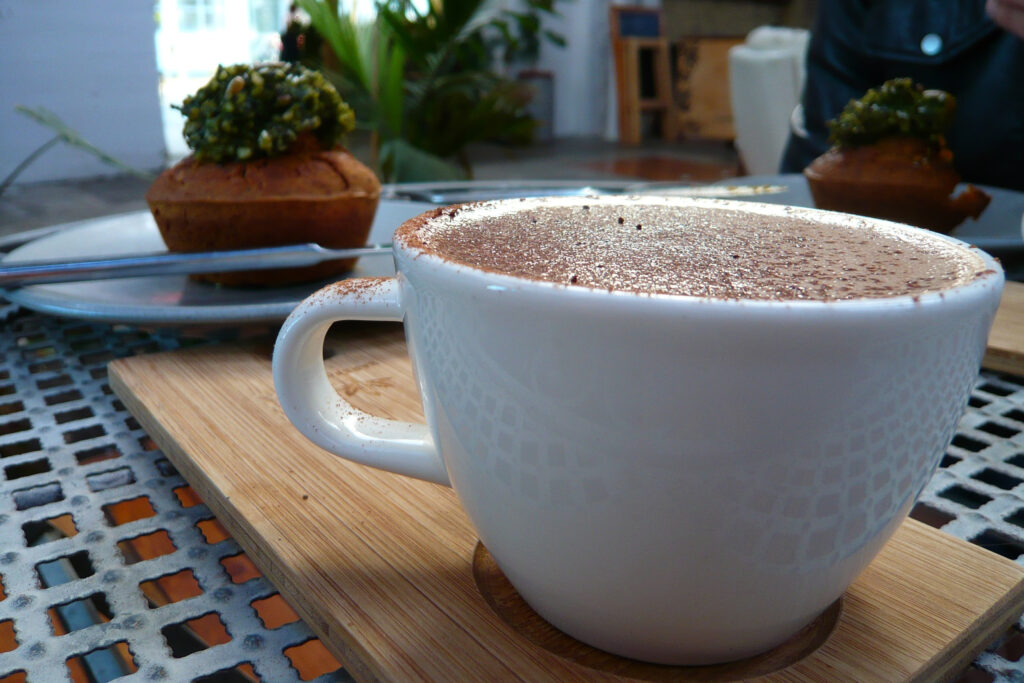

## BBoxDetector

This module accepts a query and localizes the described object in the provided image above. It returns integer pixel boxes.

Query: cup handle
[273,278,450,486]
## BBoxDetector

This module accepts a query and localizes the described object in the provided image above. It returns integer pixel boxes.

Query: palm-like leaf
[377,32,406,138]
[15,106,155,179]
[381,138,465,182]
[298,0,371,93]
[299,0,564,182]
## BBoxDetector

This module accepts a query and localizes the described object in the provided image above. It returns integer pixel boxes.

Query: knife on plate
[388,183,787,204]
[0,184,789,288]
[0,243,393,288]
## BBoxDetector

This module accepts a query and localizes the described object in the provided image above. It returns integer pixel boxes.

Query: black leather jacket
[780,0,1024,191]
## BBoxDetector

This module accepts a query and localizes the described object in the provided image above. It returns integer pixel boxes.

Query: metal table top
[0,300,351,682]
[1,297,1024,682]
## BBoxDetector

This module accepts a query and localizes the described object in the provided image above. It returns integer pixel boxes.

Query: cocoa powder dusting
[400,199,986,301]
[318,276,390,303]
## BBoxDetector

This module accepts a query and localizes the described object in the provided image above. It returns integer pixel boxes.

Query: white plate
[1,200,435,326]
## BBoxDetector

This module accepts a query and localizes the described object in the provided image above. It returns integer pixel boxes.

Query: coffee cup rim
[392,195,1004,309]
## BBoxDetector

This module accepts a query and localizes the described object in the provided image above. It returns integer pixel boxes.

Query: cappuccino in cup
[274,196,1002,664]
[404,200,987,300]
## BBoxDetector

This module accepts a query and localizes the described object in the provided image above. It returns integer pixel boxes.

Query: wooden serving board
[984,280,1024,375]
[110,320,1024,682]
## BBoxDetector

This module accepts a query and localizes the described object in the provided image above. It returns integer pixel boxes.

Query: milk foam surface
[406,199,987,301]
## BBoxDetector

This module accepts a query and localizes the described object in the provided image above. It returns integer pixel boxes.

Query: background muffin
[804,79,989,234]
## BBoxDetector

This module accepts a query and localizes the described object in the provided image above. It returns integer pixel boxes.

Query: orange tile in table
[285,639,342,681]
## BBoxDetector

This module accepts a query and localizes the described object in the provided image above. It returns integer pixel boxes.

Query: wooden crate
[675,36,745,141]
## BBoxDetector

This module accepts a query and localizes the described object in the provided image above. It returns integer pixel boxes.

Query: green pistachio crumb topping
[828,78,956,149]
[175,62,355,163]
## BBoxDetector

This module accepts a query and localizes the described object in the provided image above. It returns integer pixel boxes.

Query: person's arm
[780,1,878,172]
[987,0,1024,38]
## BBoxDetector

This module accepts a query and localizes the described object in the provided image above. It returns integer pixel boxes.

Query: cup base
[472,542,841,679]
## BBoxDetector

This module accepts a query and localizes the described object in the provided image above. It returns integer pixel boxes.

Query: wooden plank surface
[984,280,1024,375]
[109,321,1024,682]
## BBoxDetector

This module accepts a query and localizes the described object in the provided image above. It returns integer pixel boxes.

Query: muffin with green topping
[804,78,989,234]
[146,63,380,286]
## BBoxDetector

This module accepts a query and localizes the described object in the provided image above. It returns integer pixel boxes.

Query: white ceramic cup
[273,196,1004,665]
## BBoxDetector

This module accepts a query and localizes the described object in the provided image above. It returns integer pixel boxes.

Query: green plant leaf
[298,0,371,93]
[378,32,406,138]
[526,0,559,11]
[542,29,566,47]
[491,18,516,49]
[380,138,466,183]
[301,0,566,181]
[13,106,155,180]
[508,12,541,34]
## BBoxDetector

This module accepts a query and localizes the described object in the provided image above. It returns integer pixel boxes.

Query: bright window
[249,0,286,33]
[179,0,222,31]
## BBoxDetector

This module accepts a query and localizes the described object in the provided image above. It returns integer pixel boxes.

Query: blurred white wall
[530,0,660,140]
[0,0,166,185]
[529,0,612,139]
